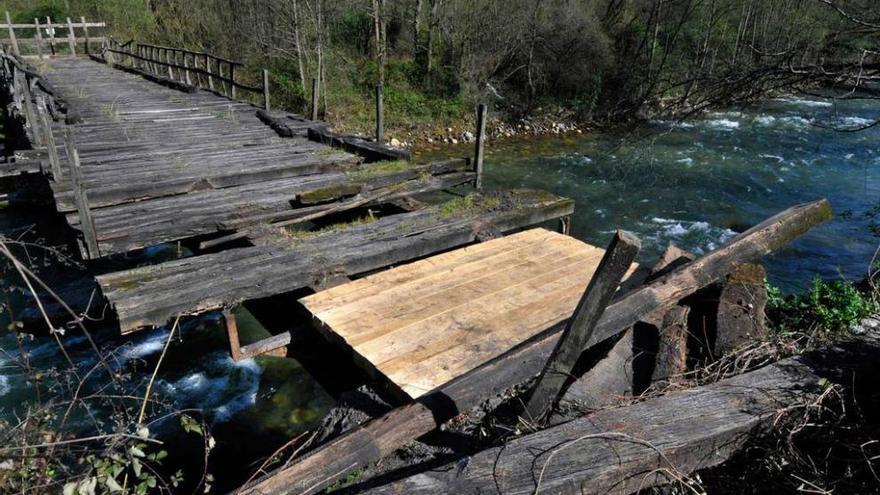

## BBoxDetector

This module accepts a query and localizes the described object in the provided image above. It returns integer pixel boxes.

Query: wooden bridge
[0,18,841,495]
[0,28,576,363]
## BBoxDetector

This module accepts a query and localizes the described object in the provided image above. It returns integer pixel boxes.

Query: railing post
[5,12,19,56]
[80,16,90,54]
[34,18,44,58]
[205,54,214,90]
[375,83,384,144]
[262,68,270,111]
[229,63,236,99]
[66,17,76,56]
[311,77,319,121]
[183,52,192,85]
[166,48,174,79]
[473,103,487,189]
[46,16,56,55]
[64,129,100,259]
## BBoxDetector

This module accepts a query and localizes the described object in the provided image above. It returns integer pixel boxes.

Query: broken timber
[524,229,640,422]
[239,198,832,495]
[366,326,880,494]
[97,190,575,333]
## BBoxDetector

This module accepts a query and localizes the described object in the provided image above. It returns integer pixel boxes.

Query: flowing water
[419,96,880,291]
[0,94,877,488]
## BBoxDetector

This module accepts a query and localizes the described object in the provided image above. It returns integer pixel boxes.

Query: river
[0,94,877,489]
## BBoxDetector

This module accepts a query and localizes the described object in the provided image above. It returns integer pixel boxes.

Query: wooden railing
[2,12,106,57]
[104,39,270,109]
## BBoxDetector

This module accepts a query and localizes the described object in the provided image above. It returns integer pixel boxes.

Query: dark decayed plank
[97,190,575,333]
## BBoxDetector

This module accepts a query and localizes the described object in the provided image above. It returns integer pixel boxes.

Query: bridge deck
[300,228,630,398]
[45,57,363,257]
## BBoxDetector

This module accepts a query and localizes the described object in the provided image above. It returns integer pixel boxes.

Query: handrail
[103,39,269,107]
[3,12,106,57]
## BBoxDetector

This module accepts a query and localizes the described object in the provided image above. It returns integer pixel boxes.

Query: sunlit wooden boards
[97,190,575,333]
[301,228,638,399]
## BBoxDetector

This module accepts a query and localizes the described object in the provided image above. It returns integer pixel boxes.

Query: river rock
[390,137,401,147]
[715,263,768,355]
[462,131,474,142]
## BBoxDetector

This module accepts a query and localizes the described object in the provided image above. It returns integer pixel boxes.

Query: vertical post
[5,12,19,56]
[523,230,641,423]
[224,310,243,362]
[64,130,100,259]
[36,96,61,180]
[229,63,236,99]
[183,52,191,85]
[375,83,384,144]
[205,54,214,90]
[473,103,487,189]
[166,49,174,79]
[46,16,56,55]
[34,18,44,58]
[310,77,319,121]
[262,68,270,111]
[65,17,76,56]
[80,16,90,54]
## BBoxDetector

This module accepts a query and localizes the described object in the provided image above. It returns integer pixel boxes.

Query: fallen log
[366,324,880,495]
[238,199,832,495]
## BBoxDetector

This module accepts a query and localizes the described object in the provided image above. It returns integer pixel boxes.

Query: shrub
[768,277,879,338]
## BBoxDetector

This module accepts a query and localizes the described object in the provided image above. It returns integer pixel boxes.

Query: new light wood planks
[301,228,638,398]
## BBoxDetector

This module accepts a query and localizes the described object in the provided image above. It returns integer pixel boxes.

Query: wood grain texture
[239,199,831,495]
[302,229,635,399]
[367,327,880,495]
[97,190,575,333]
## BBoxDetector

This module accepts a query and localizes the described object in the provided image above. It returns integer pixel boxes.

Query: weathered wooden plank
[523,229,640,422]
[97,190,575,333]
[366,326,880,494]
[308,126,411,163]
[238,199,832,495]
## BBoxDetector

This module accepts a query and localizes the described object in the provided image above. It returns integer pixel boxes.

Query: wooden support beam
[524,230,640,422]
[375,83,384,143]
[64,130,99,259]
[474,103,487,189]
[239,333,291,360]
[66,17,76,56]
[238,199,832,495]
[366,327,880,495]
[35,96,61,179]
[229,63,236,99]
[558,215,571,235]
[5,12,19,56]
[224,309,242,362]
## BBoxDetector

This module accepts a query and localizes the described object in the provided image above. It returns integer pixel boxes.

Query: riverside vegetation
[1,0,879,493]
[1,0,878,141]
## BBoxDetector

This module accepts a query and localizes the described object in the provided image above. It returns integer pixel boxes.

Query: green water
[419,96,879,291]
[0,94,877,489]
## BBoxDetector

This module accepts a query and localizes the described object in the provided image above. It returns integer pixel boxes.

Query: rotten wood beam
[524,230,640,422]
[366,325,880,494]
[238,199,832,495]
